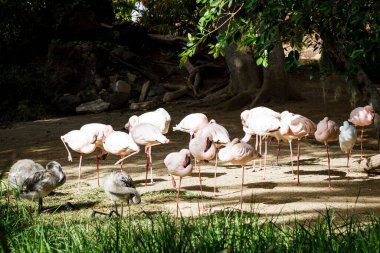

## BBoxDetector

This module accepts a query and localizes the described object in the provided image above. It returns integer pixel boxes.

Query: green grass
[1,192,380,252]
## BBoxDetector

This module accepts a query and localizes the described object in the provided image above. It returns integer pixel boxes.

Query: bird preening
[7,105,376,216]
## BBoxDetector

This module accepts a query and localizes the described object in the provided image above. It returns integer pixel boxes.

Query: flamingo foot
[327,186,334,191]
[68,155,73,162]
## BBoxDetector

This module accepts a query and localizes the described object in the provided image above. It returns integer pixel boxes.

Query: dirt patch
[1,70,379,221]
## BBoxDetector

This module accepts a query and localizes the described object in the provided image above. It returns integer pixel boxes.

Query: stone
[130,100,158,111]
[111,80,131,94]
[56,94,81,113]
[104,93,129,109]
[77,89,99,102]
[76,99,110,113]
[127,72,137,83]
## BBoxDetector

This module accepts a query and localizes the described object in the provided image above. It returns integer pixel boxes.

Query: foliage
[181,0,380,81]
[1,185,380,252]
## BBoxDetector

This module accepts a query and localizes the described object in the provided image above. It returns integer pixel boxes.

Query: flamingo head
[240,110,250,127]
[125,115,139,132]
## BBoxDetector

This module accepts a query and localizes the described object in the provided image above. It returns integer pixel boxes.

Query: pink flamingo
[125,108,171,134]
[241,107,281,178]
[130,123,170,186]
[339,121,357,170]
[348,105,374,159]
[315,117,339,189]
[80,123,114,185]
[189,128,216,210]
[60,130,97,191]
[218,138,261,210]
[103,131,140,170]
[195,119,230,195]
[164,149,193,216]
[173,113,209,140]
[279,111,316,184]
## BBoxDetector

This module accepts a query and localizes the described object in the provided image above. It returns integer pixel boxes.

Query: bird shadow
[243,196,302,205]
[246,182,278,189]
[73,201,100,210]
[193,172,226,178]
[282,158,320,166]
[182,185,218,193]
[284,169,347,177]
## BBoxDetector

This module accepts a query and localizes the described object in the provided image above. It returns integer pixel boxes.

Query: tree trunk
[351,154,380,173]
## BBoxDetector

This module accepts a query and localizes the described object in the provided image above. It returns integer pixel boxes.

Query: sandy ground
[1,71,379,221]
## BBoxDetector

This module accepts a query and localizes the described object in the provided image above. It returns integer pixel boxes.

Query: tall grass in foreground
[1,189,379,252]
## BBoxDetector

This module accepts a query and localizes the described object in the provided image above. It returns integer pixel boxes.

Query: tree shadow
[282,158,320,166]
[134,178,166,185]
[182,185,218,193]
[194,172,226,178]
[246,182,278,189]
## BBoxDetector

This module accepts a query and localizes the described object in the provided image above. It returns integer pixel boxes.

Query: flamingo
[315,117,339,189]
[60,130,97,191]
[91,171,141,217]
[189,128,217,210]
[218,138,261,210]
[8,160,73,212]
[164,149,193,216]
[241,107,281,178]
[339,121,357,170]
[279,111,316,184]
[103,131,140,170]
[80,123,114,185]
[129,123,170,185]
[125,108,171,134]
[348,105,374,159]
[173,113,209,140]
[195,119,230,195]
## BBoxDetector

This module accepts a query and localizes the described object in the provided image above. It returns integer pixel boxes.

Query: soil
[1,68,379,221]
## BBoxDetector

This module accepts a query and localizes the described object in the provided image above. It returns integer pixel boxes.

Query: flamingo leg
[95,148,100,186]
[145,146,150,187]
[197,161,205,210]
[253,134,258,171]
[176,177,182,217]
[296,139,301,185]
[276,140,280,166]
[214,154,218,196]
[149,146,154,184]
[360,127,364,160]
[78,154,83,192]
[264,138,267,179]
[240,165,245,211]
[326,142,332,190]
[60,137,73,162]
[171,176,176,188]
[259,136,262,170]
[120,160,123,171]
[289,141,294,179]
[121,202,124,218]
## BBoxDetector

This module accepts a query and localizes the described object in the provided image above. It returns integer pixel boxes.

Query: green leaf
[256,57,263,65]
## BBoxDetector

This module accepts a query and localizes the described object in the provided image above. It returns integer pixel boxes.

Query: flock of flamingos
[7,105,375,216]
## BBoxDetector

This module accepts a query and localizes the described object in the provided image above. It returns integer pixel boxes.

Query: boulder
[57,94,81,113]
[76,99,110,113]
[111,80,131,94]
[104,93,129,109]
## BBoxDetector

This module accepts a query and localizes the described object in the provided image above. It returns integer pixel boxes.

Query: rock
[111,46,138,62]
[111,80,131,94]
[139,81,151,102]
[77,89,99,102]
[104,93,129,109]
[57,94,81,113]
[76,99,110,113]
[127,73,137,83]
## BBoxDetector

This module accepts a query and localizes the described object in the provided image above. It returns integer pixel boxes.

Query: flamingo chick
[103,131,140,170]
[91,171,141,217]
[130,123,170,185]
[339,121,357,170]
[189,128,216,210]
[61,130,97,191]
[8,160,73,212]
[125,108,171,134]
[348,105,374,159]
[164,149,193,216]
[315,117,339,189]
[80,123,114,185]
[173,113,208,140]
[218,138,261,210]
[280,111,316,184]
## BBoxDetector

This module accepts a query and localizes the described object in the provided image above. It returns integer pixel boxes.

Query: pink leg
[214,155,218,196]
[296,139,301,185]
[171,176,176,188]
[240,165,245,211]
[120,161,123,171]
[259,136,262,170]
[360,127,364,160]
[289,141,294,179]
[263,138,267,179]
[95,148,100,186]
[145,146,150,187]
[78,154,83,192]
[276,140,280,166]
[326,143,332,190]
[177,177,182,217]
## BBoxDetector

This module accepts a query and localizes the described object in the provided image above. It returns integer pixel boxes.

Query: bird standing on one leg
[339,121,357,171]
[218,138,261,211]
[348,105,375,159]
[173,113,209,140]
[315,117,339,190]
[164,149,193,217]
